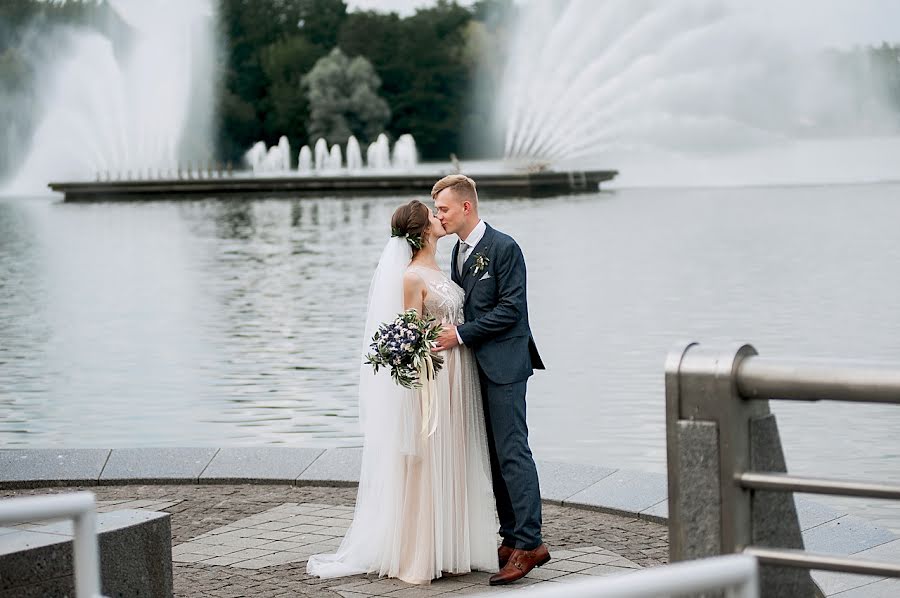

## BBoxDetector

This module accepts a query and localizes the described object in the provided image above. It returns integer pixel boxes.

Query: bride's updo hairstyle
[391,200,430,254]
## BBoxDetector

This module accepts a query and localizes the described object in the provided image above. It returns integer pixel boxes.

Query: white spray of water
[495,0,900,186]
[314,138,329,172]
[4,0,218,194]
[247,133,416,175]
[367,133,392,170]
[298,145,313,173]
[391,134,418,170]
[346,136,363,171]
[328,144,343,171]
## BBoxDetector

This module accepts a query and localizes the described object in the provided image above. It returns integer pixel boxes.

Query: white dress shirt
[455,220,486,345]
[458,219,486,267]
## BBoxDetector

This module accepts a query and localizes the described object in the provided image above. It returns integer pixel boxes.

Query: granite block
[37,508,167,537]
[802,515,897,556]
[749,413,817,597]
[535,460,616,503]
[297,448,362,485]
[0,508,172,597]
[672,420,720,560]
[811,569,883,596]
[795,496,845,531]
[0,449,110,487]
[807,537,900,595]
[100,448,218,483]
[565,469,667,516]
[830,578,900,597]
[200,447,324,483]
[0,529,71,555]
[640,499,668,523]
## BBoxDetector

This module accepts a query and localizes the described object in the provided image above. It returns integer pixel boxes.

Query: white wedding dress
[307,240,497,585]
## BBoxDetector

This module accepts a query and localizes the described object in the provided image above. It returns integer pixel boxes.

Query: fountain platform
[48,169,617,201]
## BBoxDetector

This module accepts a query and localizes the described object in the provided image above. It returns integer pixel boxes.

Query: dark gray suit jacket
[452,223,544,385]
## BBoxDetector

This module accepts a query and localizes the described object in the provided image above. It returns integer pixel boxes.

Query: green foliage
[217,0,348,161]
[216,0,501,160]
[260,35,319,152]
[337,2,474,160]
[303,48,390,145]
[296,0,347,49]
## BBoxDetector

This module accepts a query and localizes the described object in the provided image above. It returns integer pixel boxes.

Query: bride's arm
[402,271,426,315]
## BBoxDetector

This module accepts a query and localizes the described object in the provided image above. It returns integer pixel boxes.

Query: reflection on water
[0,197,391,448]
[2,186,900,530]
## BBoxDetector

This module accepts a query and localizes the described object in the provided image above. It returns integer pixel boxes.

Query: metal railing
[0,492,105,598]
[471,554,759,597]
[666,342,900,581]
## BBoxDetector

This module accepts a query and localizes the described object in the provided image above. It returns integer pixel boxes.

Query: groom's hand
[434,325,459,352]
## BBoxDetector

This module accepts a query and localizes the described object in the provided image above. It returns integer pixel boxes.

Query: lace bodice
[408,265,465,326]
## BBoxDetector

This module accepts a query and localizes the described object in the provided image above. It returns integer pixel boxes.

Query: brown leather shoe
[489,543,551,585]
[498,544,514,569]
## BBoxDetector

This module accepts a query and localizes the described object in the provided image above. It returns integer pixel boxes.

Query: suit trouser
[478,370,543,550]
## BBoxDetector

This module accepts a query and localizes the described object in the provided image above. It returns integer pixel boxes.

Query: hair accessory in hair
[391,227,423,250]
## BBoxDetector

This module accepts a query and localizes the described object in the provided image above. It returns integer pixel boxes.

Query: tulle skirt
[307,344,497,584]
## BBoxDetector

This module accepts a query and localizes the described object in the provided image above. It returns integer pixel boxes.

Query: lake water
[2,184,900,530]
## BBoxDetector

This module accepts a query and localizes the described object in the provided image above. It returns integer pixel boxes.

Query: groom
[431,174,549,585]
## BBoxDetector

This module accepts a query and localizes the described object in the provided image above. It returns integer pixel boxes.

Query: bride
[306,199,497,584]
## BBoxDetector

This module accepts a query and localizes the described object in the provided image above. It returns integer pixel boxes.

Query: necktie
[457,241,469,277]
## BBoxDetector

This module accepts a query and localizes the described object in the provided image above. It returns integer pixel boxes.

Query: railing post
[666,342,815,597]
[0,492,103,597]
[667,342,762,559]
[72,508,102,598]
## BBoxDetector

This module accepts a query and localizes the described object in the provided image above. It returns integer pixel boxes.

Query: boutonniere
[471,253,490,276]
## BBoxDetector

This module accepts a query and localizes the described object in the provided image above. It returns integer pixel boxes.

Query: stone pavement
[3,484,669,597]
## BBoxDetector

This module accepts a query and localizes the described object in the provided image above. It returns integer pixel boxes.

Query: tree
[216,0,349,162]
[260,35,320,150]
[218,0,299,160]
[389,2,472,160]
[296,0,347,50]
[337,10,407,113]
[335,2,475,160]
[302,48,390,145]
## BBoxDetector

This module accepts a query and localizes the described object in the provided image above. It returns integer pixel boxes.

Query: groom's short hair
[431,174,478,206]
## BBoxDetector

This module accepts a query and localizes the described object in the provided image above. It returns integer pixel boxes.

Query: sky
[346,0,478,16]
[346,0,900,47]
[767,1,900,47]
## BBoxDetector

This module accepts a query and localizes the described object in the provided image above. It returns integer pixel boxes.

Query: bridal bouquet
[365,309,444,389]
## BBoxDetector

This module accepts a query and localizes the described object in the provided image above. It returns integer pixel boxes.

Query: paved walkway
[4,484,669,597]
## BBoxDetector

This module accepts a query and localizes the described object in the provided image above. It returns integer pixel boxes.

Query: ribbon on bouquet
[417,353,439,439]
